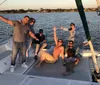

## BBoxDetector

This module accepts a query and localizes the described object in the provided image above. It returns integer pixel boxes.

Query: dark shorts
[64,57,76,63]
[32,39,40,44]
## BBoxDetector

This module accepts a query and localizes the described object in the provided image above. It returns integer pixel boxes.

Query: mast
[75,0,100,73]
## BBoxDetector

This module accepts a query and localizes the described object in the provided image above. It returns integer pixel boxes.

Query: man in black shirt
[32,29,47,60]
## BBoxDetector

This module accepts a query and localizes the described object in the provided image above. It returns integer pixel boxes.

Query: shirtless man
[36,26,64,67]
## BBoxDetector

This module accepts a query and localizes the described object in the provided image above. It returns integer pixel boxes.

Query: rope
[0,0,7,6]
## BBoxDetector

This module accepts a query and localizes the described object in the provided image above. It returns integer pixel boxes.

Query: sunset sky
[0,0,98,10]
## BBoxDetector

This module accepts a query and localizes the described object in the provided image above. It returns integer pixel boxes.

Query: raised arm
[53,26,58,45]
[0,16,13,26]
[60,47,64,60]
[60,26,69,31]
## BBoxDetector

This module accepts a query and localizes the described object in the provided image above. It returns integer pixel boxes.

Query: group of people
[35,23,81,75]
[0,15,80,75]
[0,15,47,72]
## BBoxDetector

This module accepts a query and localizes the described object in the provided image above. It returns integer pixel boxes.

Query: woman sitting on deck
[36,26,64,67]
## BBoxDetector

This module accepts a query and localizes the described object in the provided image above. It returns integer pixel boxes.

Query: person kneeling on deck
[36,26,64,67]
[63,40,80,75]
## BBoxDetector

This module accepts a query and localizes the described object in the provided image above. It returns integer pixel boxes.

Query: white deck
[6,57,35,74]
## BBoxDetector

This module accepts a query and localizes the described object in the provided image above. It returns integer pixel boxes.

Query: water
[0,12,100,51]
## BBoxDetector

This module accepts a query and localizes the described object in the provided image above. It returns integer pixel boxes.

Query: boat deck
[5,57,35,74]
[0,44,98,85]
[26,57,92,82]
[0,73,98,85]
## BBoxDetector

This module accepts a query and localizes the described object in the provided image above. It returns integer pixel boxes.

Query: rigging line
[0,0,7,6]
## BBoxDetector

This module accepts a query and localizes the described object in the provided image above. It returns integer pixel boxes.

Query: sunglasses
[69,43,73,44]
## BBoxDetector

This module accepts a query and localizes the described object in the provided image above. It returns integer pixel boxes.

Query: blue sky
[0,0,98,10]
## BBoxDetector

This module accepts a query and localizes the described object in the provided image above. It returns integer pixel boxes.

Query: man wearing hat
[31,29,47,60]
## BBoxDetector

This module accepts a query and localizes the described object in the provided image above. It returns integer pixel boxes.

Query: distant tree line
[0,9,37,13]
[0,8,97,13]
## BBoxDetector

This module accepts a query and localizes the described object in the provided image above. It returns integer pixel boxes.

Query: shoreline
[0,8,97,14]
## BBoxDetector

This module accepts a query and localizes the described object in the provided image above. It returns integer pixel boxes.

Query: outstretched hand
[36,38,39,41]
[60,26,64,30]
[53,26,57,31]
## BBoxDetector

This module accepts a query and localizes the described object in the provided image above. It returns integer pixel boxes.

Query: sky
[0,0,98,10]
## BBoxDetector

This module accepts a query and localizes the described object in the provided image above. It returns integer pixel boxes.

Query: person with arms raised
[0,15,38,72]
[36,26,64,67]
[60,23,76,42]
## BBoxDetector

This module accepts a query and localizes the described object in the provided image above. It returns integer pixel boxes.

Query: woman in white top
[60,23,76,42]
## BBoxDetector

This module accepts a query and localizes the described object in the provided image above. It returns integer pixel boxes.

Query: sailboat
[0,0,100,85]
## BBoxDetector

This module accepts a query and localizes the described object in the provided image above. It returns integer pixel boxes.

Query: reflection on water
[0,12,100,51]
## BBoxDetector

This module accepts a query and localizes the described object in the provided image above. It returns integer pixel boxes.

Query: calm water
[0,12,100,51]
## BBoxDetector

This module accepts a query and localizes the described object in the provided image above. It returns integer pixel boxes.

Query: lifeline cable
[0,0,7,6]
